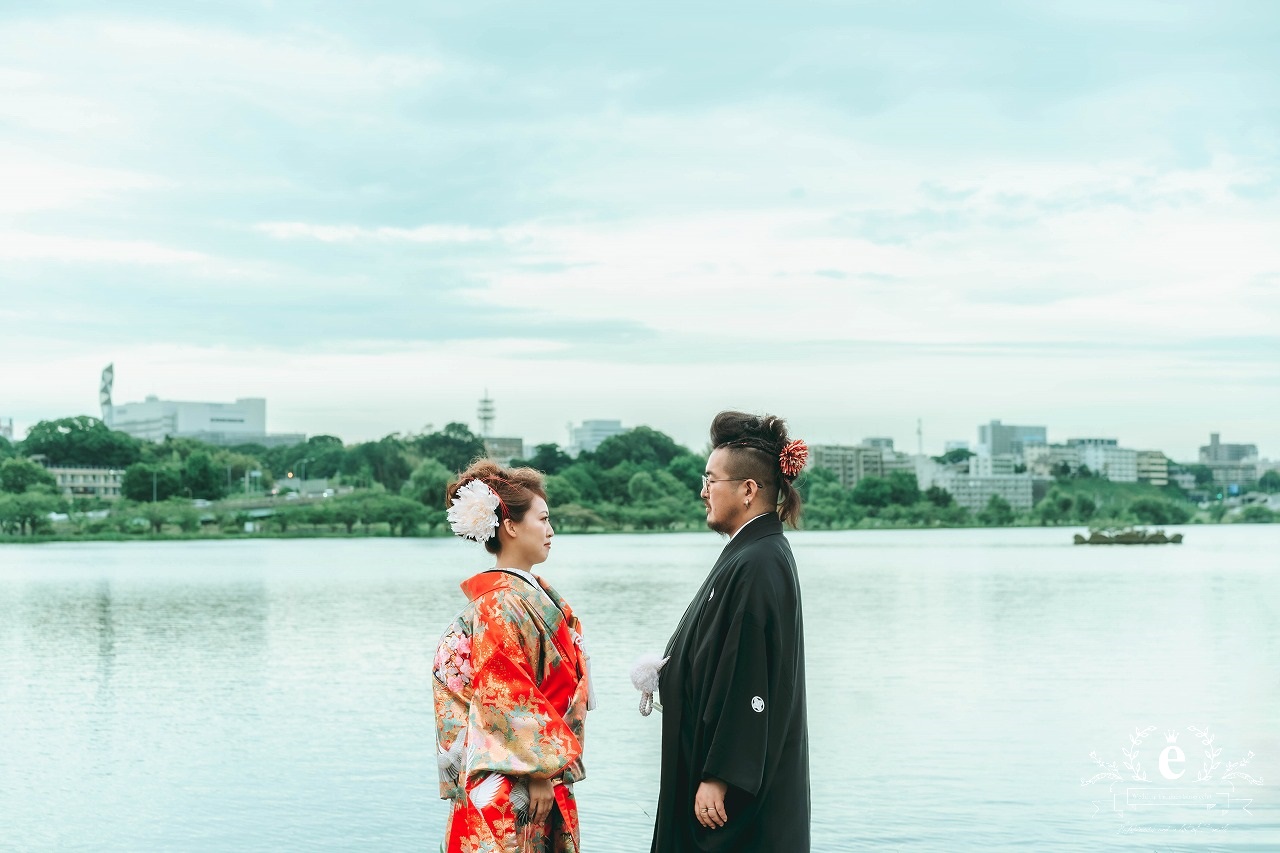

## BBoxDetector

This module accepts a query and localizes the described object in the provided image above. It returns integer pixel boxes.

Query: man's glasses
[701,476,749,490]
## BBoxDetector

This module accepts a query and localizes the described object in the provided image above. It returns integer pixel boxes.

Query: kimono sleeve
[700,607,776,796]
[465,589,582,781]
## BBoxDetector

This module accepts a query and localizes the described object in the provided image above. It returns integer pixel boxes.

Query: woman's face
[501,495,554,566]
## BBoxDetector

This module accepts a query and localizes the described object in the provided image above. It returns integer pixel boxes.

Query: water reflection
[0,529,1277,852]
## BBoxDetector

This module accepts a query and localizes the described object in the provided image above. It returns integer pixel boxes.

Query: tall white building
[569,419,625,456]
[109,395,269,443]
[107,395,305,447]
[916,458,1033,512]
[100,365,303,446]
[1068,438,1138,482]
[0,417,12,441]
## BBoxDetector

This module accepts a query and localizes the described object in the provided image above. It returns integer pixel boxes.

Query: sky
[2,0,1277,460]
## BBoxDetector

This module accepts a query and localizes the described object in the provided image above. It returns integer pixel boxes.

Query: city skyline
[2,2,1277,459]
[4,375,1270,466]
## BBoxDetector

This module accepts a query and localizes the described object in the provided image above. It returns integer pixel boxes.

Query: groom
[650,411,811,853]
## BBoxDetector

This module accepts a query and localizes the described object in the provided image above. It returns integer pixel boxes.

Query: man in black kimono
[651,411,810,853]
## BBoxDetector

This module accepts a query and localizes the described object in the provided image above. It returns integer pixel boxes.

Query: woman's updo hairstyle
[446,459,547,554]
[710,410,804,528]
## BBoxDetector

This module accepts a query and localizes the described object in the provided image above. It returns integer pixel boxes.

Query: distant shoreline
[0,519,1253,546]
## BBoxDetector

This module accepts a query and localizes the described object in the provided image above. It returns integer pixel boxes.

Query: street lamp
[293,457,313,494]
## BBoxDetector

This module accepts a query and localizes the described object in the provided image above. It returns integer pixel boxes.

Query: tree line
[2,416,1275,538]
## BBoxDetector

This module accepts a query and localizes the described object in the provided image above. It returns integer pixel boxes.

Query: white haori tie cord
[630,652,668,716]
[572,629,598,711]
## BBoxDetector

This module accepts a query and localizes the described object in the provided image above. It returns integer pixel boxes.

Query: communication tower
[477,392,495,437]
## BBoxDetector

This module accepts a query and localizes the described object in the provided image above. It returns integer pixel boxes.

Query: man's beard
[705,505,734,535]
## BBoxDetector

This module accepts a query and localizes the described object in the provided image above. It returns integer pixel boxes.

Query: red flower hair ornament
[778,439,808,482]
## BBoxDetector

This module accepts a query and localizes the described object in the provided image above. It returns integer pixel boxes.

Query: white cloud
[255,222,507,244]
[0,232,205,264]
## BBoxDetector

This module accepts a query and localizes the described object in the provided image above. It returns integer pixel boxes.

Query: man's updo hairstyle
[446,459,547,554]
[710,410,804,528]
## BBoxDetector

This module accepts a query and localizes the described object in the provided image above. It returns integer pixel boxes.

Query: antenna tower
[477,391,495,437]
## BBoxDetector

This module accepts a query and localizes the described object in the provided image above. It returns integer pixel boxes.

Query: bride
[433,460,594,853]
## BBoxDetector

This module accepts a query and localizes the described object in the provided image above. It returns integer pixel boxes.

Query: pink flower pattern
[434,629,473,694]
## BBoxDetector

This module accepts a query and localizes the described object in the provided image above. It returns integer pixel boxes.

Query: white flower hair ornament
[447,479,502,542]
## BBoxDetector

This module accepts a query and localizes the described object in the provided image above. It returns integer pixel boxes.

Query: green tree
[1074,495,1097,522]
[331,497,362,534]
[121,463,182,502]
[978,494,1015,526]
[516,443,573,476]
[627,471,663,503]
[1258,470,1280,493]
[0,458,58,494]
[544,474,582,507]
[553,503,606,532]
[665,453,705,494]
[183,451,224,500]
[413,423,486,474]
[166,498,202,533]
[401,458,451,532]
[886,471,921,506]
[591,427,683,470]
[0,436,14,460]
[851,476,894,509]
[924,485,953,507]
[1236,505,1277,523]
[137,501,169,534]
[559,463,603,504]
[20,416,142,468]
[360,493,427,535]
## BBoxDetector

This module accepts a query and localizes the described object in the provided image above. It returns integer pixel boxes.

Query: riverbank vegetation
[1,417,1275,541]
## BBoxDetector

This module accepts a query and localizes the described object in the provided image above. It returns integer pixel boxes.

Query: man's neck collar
[729,511,771,540]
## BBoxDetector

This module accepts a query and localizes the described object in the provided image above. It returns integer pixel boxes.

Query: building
[1169,469,1197,491]
[915,457,1033,513]
[1023,444,1081,478]
[569,419,625,456]
[1200,433,1258,464]
[483,437,524,465]
[99,365,303,446]
[977,420,1047,459]
[938,475,1034,513]
[0,417,12,441]
[971,454,1017,476]
[46,466,124,500]
[1136,451,1169,487]
[108,395,304,446]
[863,437,895,450]
[810,443,916,489]
[1065,438,1138,482]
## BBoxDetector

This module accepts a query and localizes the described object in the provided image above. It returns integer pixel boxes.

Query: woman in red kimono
[433,460,594,853]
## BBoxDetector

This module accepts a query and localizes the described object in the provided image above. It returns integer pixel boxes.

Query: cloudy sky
[3,0,1277,460]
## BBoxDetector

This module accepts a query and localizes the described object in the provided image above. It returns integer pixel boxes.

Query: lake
[1,526,1277,851]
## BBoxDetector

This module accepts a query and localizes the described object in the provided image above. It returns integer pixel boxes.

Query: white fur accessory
[631,652,668,716]
[447,479,501,542]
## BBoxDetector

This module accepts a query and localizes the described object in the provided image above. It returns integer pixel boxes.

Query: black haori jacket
[651,512,811,852]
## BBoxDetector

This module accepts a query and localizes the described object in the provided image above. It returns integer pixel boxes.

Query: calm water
[1,527,1277,852]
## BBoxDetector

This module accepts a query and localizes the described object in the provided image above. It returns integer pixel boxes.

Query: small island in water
[1073,528,1184,545]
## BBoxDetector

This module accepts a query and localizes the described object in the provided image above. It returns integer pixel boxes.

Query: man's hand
[694,777,729,829]
[528,777,555,825]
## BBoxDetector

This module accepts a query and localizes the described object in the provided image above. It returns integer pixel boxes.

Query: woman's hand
[528,777,556,825]
[694,777,729,829]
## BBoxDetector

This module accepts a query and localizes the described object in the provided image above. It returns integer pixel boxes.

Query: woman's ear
[502,517,519,538]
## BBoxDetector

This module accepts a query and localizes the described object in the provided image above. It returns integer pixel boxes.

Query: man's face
[702,447,745,535]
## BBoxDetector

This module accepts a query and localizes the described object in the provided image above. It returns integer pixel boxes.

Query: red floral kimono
[434,569,593,853]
